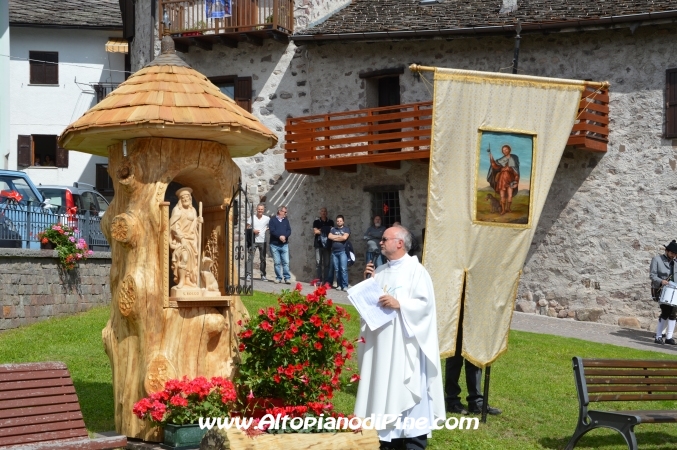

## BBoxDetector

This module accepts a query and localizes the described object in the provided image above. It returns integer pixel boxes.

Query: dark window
[378,76,401,107]
[29,51,58,84]
[667,68,677,138]
[93,83,120,103]
[371,191,401,228]
[96,164,115,195]
[208,76,253,112]
[16,135,68,168]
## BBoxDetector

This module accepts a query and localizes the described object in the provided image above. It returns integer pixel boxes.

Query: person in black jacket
[312,207,334,286]
[268,205,292,284]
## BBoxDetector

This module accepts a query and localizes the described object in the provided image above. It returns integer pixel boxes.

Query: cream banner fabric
[423,68,585,368]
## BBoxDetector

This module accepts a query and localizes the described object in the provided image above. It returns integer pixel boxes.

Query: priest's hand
[364,262,375,279]
[378,294,400,309]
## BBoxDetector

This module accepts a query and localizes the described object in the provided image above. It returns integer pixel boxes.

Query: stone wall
[167,15,677,328]
[0,249,112,331]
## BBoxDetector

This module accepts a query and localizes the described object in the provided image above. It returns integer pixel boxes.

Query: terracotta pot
[40,241,55,250]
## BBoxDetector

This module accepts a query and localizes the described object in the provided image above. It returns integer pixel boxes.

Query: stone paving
[250,278,677,356]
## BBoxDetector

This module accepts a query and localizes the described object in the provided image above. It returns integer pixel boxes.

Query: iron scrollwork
[224,180,254,296]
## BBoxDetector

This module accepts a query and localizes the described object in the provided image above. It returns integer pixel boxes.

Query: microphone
[366,254,379,279]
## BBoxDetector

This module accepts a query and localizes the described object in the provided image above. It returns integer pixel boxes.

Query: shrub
[237,284,354,405]
[132,377,237,426]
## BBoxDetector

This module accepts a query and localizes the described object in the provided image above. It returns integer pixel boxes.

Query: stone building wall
[0,250,112,330]
[171,14,677,327]
[296,26,677,329]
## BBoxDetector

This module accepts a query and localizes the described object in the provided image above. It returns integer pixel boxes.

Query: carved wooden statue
[58,36,277,441]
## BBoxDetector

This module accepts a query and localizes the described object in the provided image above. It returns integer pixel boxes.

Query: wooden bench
[0,361,127,449]
[566,357,677,450]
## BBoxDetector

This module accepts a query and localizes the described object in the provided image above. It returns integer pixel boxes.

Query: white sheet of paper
[347,278,397,331]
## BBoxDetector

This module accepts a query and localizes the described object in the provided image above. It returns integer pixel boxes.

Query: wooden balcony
[284,85,609,175]
[160,0,293,53]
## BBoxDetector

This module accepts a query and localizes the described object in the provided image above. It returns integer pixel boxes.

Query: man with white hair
[357,225,445,450]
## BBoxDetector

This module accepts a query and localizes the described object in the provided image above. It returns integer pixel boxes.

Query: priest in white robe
[354,225,445,450]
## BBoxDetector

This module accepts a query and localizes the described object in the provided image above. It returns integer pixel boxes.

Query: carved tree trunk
[101,137,249,441]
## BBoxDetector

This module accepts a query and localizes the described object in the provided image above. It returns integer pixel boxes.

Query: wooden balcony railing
[568,85,609,152]
[284,85,609,175]
[285,102,433,175]
[160,0,293,52]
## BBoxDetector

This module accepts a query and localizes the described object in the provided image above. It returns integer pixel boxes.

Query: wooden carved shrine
[59,35,277,441]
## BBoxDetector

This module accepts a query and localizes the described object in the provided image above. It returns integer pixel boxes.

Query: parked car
[37,182,109,218]
[0,170,50,248]
[37,182,110,251]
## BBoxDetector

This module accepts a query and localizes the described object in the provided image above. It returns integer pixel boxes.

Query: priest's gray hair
[392,225,413,252]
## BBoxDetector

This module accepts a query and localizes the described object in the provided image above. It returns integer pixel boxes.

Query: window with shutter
[208,75,252,113]
[29,51,58,85]
[235,77,253,113]
[17,135,32,167]
[55,143,69,168]
[667,69,677,138]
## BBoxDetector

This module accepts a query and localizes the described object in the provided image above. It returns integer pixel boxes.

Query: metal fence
[0,203,109,250]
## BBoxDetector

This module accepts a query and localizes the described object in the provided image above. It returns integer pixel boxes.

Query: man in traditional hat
[170,187,201,290]
[651,239,677,344]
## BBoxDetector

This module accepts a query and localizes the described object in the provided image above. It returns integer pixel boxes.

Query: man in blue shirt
[328,215,351,291]
[268,205,291,284]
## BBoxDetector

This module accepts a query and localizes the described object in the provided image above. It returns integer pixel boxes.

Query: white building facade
[7,0,125,192]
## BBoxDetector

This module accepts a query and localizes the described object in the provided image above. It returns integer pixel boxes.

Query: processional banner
[423,68,586,368]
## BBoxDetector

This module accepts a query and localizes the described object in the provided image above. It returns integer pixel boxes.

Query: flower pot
[162,423,208,449]
[181,31,202,37]
[40,241,55,250]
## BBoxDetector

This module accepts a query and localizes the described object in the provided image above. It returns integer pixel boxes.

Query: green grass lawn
[1,291,676,449]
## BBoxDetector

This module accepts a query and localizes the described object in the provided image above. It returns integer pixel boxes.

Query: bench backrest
[572,356,677,406]
[0,361,90,447]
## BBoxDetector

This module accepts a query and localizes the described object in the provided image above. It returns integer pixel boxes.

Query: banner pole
[408,64,610,89]
[481,365,491,423]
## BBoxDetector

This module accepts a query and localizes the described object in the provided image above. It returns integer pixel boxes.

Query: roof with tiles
[59,37,278,158]
[9,0,122,29]
[299,0,677,37]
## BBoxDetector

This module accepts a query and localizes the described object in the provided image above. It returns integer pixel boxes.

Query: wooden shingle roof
[59,38,278,158]
[8,0,122,29]
[298,0,677,38]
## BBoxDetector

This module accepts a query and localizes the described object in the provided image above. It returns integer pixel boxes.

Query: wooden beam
[359,66,406,79]
[372,161,401,170]
[190,37,213,51]
[267,31,289,44]
[240,33,263,46]
[329,165,357,173]
[218,36,239,48]
[290,168,321,176]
